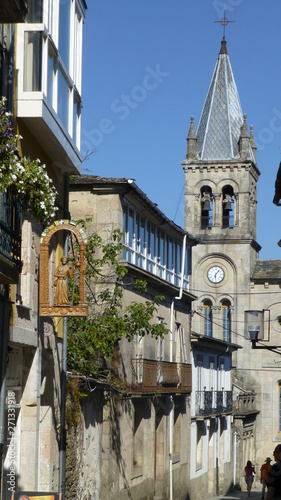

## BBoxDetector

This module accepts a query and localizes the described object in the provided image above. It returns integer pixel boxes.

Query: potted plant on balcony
[0,97,58,225]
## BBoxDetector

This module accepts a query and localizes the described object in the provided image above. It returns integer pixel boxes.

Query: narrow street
[207,483,264,499]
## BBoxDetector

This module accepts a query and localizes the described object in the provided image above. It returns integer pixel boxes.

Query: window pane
[48,0,55,37]
[203,302,212,337]
[139,217,145,254]
[128,208,134,248]
[47,46,55,107]
[168,238,173,270]
[222,304,231,342]
[58,67,69,130]
[26,0,43,22]
[175,242,181,275]
[24,31,42,91]
[127,208,134,264]
[59,0,71,70]
[123,206,127,260]
[184,247,189,276]
[73,94,80,146]
[159,232,165,265]
[150,224,155,260]
[147,223,155,273]
[73,6,82,87]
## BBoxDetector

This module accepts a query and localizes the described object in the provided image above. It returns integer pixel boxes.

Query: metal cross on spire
[214,8,235,41]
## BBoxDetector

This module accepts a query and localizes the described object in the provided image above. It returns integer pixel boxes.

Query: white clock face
[207,266,224,283]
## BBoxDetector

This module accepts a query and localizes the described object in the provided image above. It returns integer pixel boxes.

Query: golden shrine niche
[39,220,88,317]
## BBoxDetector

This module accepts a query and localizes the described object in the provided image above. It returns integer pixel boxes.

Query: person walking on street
[244,460,255,497]
[267,445,281,499]
[260,456,272,499]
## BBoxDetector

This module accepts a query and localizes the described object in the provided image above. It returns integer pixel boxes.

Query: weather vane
[214,9,235,41]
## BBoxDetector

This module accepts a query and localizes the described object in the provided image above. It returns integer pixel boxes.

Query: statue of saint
[54,256,79,306]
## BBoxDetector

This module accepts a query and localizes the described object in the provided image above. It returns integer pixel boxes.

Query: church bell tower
[182,36,261,346]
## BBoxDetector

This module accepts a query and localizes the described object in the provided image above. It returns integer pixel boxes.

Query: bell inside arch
[223,199,232,211]
[224,201,232,211]
[202,200,211,211]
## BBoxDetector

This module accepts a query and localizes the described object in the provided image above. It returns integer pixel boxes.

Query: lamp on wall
[248,326,260,345]
[245,309,281,352]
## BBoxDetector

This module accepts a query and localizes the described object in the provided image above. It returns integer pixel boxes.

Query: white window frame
[123,204,189,289]
[16,0,85,149]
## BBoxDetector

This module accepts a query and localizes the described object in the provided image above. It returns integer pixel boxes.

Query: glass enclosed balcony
[16,0,86,175]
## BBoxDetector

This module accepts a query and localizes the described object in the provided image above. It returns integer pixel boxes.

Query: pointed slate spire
[186,115,197,160]
[196,39,252,161]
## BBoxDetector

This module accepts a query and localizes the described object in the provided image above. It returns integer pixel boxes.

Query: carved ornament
[39,220,88,317]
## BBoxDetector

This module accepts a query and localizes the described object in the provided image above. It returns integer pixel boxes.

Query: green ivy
[67,223,168,381]
[0,97,58,224]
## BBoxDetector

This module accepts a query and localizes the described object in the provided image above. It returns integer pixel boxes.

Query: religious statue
[54,256,79,306]
[39,220,88,317]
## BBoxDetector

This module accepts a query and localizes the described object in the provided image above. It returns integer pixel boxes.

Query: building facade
[189,332,239,498]
[0,3,27,497]
[183,35,281,494]
[69,175,200,499]
[0,0,87,497]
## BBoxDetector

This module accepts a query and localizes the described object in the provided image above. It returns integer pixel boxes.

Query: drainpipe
[215,347,229,495]
[59,244,69,499]
[169,395,174,500]
[35,255,42,490]
[0,291,10,497]
[169,299,174,500]
[233,431,237,488]
[59,177,70,500]
[169,234,187,363]
[169,234,187,500]
[169,235,187,362]
[59,316,67,499]
[35,331,42,489]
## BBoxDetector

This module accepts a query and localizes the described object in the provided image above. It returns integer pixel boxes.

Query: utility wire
[193,309,281,350]
[188,286,281,297]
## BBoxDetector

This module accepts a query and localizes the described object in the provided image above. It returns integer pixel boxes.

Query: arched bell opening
[200,186,213,229]
[222,186,234,228]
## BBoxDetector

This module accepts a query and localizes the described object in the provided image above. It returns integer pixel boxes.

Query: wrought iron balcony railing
[195,390,233,416]
[0,188,22,268]
[130,358,192,394]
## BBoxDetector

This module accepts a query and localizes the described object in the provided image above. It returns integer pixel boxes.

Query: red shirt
[245,466,255,477]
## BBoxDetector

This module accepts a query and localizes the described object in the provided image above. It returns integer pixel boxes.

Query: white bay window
[16,0,86,173]
[123,203,190,289]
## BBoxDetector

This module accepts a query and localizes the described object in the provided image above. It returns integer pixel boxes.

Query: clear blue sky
[81,0,281,260]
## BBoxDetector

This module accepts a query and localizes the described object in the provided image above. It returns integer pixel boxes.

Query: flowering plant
[0,97,58,224]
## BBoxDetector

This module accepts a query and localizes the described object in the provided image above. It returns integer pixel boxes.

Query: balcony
[195,390,233,417]
[130,358,192,394]
[0,0,27,23]
[16,24,82,175]
[0,188,22,283]
[233,392,258,416]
